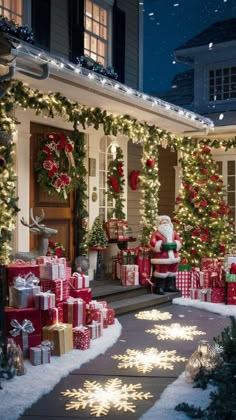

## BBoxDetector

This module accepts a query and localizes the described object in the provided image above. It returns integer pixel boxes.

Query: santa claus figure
[149,215,182,295]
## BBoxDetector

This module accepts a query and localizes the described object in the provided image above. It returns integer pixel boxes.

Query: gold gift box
[42,323,73,356]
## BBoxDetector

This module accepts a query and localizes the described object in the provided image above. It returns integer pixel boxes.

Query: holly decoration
[35,132,81,200]
[107,147,126,220]
[129,170,140,190]
[46,240,65,258]
[174,143,235,265]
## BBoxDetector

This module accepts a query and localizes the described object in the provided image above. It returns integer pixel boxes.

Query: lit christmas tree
[173,143,235,265]
[87,216,108,249]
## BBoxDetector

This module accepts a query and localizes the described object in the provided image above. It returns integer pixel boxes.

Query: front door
[30,123,74,265]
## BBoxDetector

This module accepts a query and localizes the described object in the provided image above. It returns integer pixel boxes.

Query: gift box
[87,321,103,340]
[5,307,41,357]
[104,307,115,326]
[176,271,191,297]
[86,308,103,325]
[200,288,225,303]
[190,267,201,289]
[190,288,201,300]
[226,273,236,282]
[136,247,151,285]
[178,263,192,271]
[227,282,236,305]
[41,306,63,327]
[69,287,92,304]
[73,326,91,350]
[9,274,40,308]
[7,260,40,286]
[69,272,89,289]
[224,255,236,271]
[30,344,51,365]
[201,257,220,272]
[42,323,73,356]
[62,297,86,327]
[104,219,119,240]
[120,265,139,286]
[39,263,59,280]
[35,291,55,310]
[40,278,69,304]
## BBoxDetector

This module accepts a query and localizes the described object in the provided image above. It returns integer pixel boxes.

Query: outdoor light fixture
[61,378,153,416]
[146,323,206,341]
[112,347,187,373]
[135,309,172,321]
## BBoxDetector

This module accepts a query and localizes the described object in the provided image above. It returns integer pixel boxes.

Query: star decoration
[146,323,206,341]
[61,378,153,416]
[135,309,172,321]
[112,347,187,373]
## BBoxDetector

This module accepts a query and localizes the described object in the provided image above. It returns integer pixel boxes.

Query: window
[84,0,108,65]
[0,0,22,24]
[99,136,116,220]
[209,67,236,101]
[215,156,236,226]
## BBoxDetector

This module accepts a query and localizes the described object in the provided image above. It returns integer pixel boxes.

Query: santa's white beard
[158,224,173,241]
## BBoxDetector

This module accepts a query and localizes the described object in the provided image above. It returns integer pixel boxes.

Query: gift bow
[10,319,35,337]
[13,273,39,288]
[41,340,54,350]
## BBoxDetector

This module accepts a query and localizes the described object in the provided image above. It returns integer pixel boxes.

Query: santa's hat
[157,215,172,226]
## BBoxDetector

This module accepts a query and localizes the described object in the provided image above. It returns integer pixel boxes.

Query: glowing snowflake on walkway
[146,323,206,341]
[61,378,153,417]
[135,309,172,321]
[112,347,187,373]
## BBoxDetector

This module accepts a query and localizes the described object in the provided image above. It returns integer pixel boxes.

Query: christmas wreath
[35,132,80,199]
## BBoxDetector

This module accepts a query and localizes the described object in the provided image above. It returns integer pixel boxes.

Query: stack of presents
[176,255,236,305]
[105,219,151,287]
[4,256,115,366]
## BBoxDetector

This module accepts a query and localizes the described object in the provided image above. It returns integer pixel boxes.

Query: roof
[175,18,236,51]
[0,32,214,135]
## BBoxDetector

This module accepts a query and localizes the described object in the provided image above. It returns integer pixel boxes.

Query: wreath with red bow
[35,132,80,199]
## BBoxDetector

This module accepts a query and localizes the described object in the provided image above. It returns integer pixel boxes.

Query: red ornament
[146,158,155,167]
[129,170,140,190]
[219,245,226,253]
[202,168,208,175]
[200,200,208,207]
[211,211,218,218]
[190,249,197,255]
[210,174,219,181]
[200,145,211,154]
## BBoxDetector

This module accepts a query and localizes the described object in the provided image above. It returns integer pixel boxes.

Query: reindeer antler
[20,208,58,237]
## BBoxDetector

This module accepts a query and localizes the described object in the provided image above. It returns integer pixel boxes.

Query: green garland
[1,79,236,262]
[107,146,126,220]
[35,131,81,200]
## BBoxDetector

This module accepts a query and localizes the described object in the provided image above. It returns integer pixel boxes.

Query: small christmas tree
[174,143,235,265]
[87,216,108,249]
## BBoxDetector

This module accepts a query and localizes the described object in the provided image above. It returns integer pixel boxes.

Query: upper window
[209,67,236,102]
[0,0,22,24]
[84,0,108,66]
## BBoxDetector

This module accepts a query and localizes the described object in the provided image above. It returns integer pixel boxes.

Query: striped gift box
[176,271,191,297]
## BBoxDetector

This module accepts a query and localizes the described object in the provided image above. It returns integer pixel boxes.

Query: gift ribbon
[10,319,35,354]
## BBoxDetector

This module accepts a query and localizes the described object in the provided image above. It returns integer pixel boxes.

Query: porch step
[90,278,181,315]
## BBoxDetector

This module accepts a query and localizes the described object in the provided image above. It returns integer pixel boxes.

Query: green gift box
[178,264,192,272]
[226,273,236,282]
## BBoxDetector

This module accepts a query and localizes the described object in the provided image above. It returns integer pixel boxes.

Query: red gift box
[5,307,41,357]
[191,267,201,289]
[63,297,86,327]
[201,257,220,272]
[86,308,103,325]
[73,326,91,350]
[190,288,201,300]
[7,260,40,286]
[41,306,63,327]
[105,307,115,326]
[40,278,69,304]
[227,282,236,305]
[176,271,191,297]
[69,272,89,289]
[87,321,103,339]
[200,288,225,303]
[69,287,92,303]
[104,219,119,240]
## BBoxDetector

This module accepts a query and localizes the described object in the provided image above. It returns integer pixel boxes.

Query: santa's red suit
[149,217,182,279]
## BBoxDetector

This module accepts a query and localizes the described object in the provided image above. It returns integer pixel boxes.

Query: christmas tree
[174,143,235,266]
[87,216,108,249]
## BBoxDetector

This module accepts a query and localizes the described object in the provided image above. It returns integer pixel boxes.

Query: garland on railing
[0,15,34,43]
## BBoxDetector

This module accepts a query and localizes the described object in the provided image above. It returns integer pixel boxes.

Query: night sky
[143,0,236,94]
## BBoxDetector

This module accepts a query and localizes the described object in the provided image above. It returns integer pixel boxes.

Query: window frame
[0,0,23,24]
[208,66,236,102]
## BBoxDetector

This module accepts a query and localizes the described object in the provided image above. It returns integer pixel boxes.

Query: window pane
[12,0,22,15]
[228,161,235,176]
[228,192,235,207]
[93,4,99,21]
[86,0,92,17]
[93,20,99,36]
[216,161,223,174]
[99,171,105,188]
[100,9,107,25]
[98,40,105,57]
[85,17,92,31]
[100,25,107,39]
[228,177,235,191]
[99,189,105,206]
[91,36,97,52]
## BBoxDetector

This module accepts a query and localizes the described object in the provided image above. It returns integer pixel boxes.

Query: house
[0,1,214,275]
[155,18,236,226]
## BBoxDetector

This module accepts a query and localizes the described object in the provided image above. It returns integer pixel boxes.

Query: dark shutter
[112,4,126,84]
[68,0,84,63]
[31,0,51,49]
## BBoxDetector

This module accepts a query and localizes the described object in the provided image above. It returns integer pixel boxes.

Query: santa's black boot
[153,278,165,295]
[164,276,179,292]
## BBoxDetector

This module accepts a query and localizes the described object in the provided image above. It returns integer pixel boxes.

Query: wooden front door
[30,123,74,265]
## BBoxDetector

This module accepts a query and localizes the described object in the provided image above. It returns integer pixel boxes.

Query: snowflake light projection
[146,323,206,341]
[61,378,153,417]
[112,347,187,373]
[135,309,172,321]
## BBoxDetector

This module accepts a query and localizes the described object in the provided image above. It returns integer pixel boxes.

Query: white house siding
[117,0,139,89]
[50,0,69,59]
[127,140,142,247]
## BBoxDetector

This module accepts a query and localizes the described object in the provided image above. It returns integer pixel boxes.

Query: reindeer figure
[13,208,58,261]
